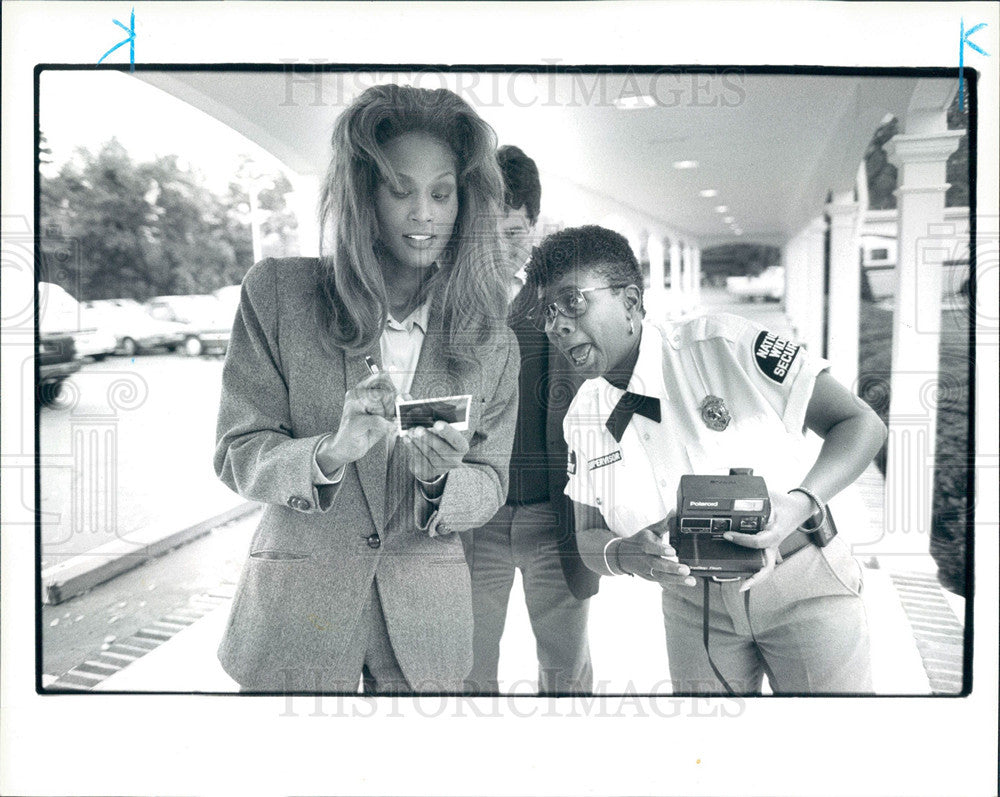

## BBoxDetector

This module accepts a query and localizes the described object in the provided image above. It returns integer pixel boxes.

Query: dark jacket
[510,285,600,601]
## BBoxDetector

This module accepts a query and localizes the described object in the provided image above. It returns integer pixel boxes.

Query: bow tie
[605,391,662,442]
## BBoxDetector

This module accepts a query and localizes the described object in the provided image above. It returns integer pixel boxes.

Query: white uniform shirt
[563,316,830,538]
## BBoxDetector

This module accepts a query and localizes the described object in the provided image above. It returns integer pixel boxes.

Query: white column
[800,217,827,354]
[647,235,665,319]
[669,238,682,316]
[825,191,861,389]
[881,118,963,540]
[691,246,702,308]
[781,239,793,322]
[286,173,322,257]
[681,242,693,312]
[246,180,264,264]
[782,233,806,339]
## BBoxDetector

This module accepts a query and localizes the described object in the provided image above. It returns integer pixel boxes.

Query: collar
[386,298,431,334]
[601,320,669,401]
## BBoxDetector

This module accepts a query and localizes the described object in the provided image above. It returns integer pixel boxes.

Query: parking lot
[39,351,242,565]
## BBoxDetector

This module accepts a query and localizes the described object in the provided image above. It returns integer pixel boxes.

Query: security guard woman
[525,225,887,695]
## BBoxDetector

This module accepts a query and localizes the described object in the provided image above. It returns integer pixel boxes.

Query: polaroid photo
[396,394,472,434]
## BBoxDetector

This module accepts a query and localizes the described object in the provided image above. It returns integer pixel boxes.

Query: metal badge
[700,395,731,431]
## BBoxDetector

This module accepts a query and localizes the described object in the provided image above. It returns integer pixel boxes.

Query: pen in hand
[364,356,398,421]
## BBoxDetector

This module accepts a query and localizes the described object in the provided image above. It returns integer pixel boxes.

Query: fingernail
[663,555,679,563]
[678,565,690,576]
[434,421,446,431]
[739,582,750,593]
[684,577,697,587]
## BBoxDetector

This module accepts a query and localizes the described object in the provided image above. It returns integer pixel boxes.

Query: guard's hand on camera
[318,373,396,471]
[618,523,696,587]
[723,490,816,591]
[401,420,469,483]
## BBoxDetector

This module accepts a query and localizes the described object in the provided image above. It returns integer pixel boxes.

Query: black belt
[505,496,551,508]
[777,529,813,559]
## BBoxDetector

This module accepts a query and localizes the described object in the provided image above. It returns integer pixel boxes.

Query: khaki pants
[660,537,872,694]
[462,502,593,695]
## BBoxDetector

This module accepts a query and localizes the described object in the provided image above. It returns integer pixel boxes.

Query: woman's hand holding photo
[401,419,470,483]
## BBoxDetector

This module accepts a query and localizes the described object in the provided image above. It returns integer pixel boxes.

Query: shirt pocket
[589,448,666,537]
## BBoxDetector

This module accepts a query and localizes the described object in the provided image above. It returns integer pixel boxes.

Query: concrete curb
[41,502,260,605]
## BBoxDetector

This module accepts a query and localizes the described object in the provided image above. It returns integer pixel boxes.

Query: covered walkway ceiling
[137,70,950,246]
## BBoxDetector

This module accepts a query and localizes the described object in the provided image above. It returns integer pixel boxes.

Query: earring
[628,317,634,336]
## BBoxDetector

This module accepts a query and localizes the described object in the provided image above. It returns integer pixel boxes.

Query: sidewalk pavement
[41,498,257,606]
[89,535,948,695]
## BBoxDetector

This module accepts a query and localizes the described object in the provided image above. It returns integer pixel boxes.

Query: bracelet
[787,486,827,532]
[613,537,634,577]
[602,537,625,576]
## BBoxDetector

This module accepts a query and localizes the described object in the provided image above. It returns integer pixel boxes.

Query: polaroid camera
[674,468,770,579]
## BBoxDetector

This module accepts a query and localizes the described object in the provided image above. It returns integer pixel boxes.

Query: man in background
[462,145,599,695]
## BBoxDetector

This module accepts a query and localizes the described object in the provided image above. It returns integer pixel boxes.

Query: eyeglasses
[527,285,626,330]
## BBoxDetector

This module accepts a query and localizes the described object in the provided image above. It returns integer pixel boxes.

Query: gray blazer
[215,258,519,691]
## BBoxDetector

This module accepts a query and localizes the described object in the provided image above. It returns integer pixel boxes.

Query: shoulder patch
[567,450,577,476]
[753,330,799,384]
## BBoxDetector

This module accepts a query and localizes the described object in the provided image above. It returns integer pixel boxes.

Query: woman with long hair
[214,83,519,694]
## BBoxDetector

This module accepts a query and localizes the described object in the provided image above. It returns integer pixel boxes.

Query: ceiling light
[714,205,728,213]
[672,160,699,170]
[724,216,734,224]
[614,94,656,110]
[699,189,718,198]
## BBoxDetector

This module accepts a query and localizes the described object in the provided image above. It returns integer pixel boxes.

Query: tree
[41,138,160,298]
[38,139,291,300]
[227,156,299,261]
[864,117,899,211]
[945,92,969,208]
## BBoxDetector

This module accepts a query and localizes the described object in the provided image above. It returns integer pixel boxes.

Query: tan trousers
[660,537,872,694]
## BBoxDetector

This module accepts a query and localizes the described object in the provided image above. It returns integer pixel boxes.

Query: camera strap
[702,579,736,696]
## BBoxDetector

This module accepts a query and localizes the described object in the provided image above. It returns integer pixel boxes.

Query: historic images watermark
[275,680,747,719]
[277,63,747,111]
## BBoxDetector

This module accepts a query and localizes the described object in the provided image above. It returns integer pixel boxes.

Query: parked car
[213,285,242,319]
[725,265,785,302]
[81,299,188,356]
[38,332,80,407]
[38,282,118,361]
[145,294,233,356]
